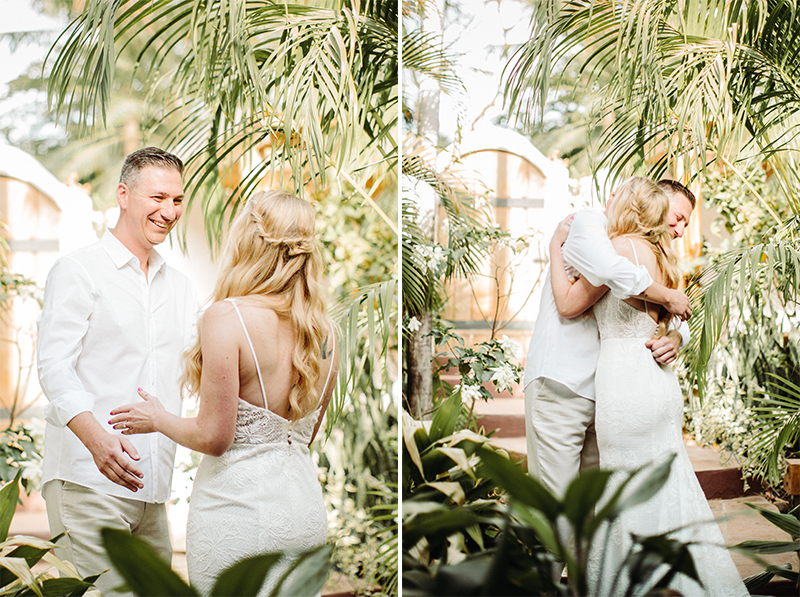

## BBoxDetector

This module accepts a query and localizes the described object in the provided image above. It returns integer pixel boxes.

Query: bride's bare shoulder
[611,235,657,266]
[202,300,237,320]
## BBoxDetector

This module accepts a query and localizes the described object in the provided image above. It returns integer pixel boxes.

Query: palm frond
[327,280,397,435]
[684,240,800,398]
[47,0,398,223]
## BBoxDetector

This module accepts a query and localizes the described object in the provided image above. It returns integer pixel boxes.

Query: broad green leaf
[269,543,332,597]
[422,482,466,506]
[100,529,197,596]
[510,502,561,557]
[433,447,475,479]
[0,541,58,588]
[476,447,561,519]
[402,416,425,478]
[428,391,461,444]
[403,508,480,546]
[0,471,21,543]
[745,502,800,537]
[732,539,800,554]
[211,553,282,596]
[33,577,98,597]
[0,557,39,597]
[611,455,675,515]
[743,569,777,592]
[562,468,612,531]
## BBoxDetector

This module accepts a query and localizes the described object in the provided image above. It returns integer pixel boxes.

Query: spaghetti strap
[226,299,268,409]
[319,325,337,400]
[627,237,648,313]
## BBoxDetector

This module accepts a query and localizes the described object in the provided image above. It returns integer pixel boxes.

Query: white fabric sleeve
[562,209,654,299]
[36,258,96,427]
[669,317,691,348]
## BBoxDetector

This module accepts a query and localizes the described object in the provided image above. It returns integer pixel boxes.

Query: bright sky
[0,1,64,90]
[439,0,533,139]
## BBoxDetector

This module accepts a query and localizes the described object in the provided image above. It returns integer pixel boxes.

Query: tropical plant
[100,528,332,597]
[731,500,800,591]
[401,181,533,418]
[319,357,397,595]
[435,334,523,428]
[676,166,800,486]
[403,391,700,597]
[46,0,398,233]
[0,421,45,496]
[0,471,100,596]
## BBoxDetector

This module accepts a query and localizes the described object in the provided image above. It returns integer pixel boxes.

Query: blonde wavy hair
[606,177,682,334]
[182,190,335,420]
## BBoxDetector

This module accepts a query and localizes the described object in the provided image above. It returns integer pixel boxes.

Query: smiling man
[37,148,198,595]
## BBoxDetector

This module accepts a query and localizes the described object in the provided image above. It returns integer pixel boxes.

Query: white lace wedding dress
[589,273,747,596]
[186,301,332,596]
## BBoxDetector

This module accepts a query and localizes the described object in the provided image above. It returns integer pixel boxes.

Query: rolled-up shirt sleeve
[37,258,96,427]
[562,209,654,299]
[670,317,691,348]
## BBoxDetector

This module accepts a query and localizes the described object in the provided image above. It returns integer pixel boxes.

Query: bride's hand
[109,389,165,435]
[646,333,680,365]
[550,214,575,250]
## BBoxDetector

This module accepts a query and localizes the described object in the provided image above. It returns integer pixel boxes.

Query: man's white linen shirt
[37,230,198,503]
[524,208,653,400]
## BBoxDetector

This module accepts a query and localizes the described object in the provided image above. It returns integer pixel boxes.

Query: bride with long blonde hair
[549,177,747,596]
[111,189,338,595]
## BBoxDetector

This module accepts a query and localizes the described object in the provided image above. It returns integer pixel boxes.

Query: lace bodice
[233,399,320,447]
[594,292,657,341]
[224,298,334,449]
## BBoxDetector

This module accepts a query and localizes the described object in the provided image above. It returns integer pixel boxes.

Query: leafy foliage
[0,422,44,496]
[678,166,800,486]
[47,0,398,230]
[0,472,100,596]
[101,528,333,597]
[437,336,523,429]
[731,501,800,591]
[402,392,699,596]
[506,0,800,410]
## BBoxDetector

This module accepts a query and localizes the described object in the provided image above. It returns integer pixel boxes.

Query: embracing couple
[524,177,748,596]
[36,148,337,596]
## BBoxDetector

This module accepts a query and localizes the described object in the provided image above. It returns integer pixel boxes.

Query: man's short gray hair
[657,179,696,209]
[119,147,184,190]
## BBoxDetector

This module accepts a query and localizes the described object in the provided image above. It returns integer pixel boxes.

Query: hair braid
[181,190,336,420]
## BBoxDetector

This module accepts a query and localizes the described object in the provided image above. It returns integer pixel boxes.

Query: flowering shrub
[441,335,523,401]
[0,420,45,495]
[683,377,766,483]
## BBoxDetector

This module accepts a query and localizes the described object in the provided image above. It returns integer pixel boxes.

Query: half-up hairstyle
[182,190,335,420]
[606,177,682,335]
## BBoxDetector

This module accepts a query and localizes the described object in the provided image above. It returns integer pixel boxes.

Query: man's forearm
[67,411,105,449]
[640,282,692,320]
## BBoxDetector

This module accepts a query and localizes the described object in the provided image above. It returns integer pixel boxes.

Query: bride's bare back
[611,236,662,324]
[198,297,337,444]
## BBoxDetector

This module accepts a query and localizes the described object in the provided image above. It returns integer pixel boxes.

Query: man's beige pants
[43,480,172,596]
[524,377,599,498]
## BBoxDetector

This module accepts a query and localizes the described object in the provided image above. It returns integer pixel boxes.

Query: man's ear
[117,182,129,209]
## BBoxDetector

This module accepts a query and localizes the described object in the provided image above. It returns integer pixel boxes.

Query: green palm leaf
[47,0,398,224]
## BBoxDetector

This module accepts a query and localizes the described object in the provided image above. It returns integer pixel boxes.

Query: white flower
[413,244,447,273]
[498,335,521,359]
[455,383,482,402]
[407,316,422,333]
[490,364,516,393]
[21,459,42,492]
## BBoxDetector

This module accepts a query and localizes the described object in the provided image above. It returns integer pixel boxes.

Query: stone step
[474,397,525,438]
